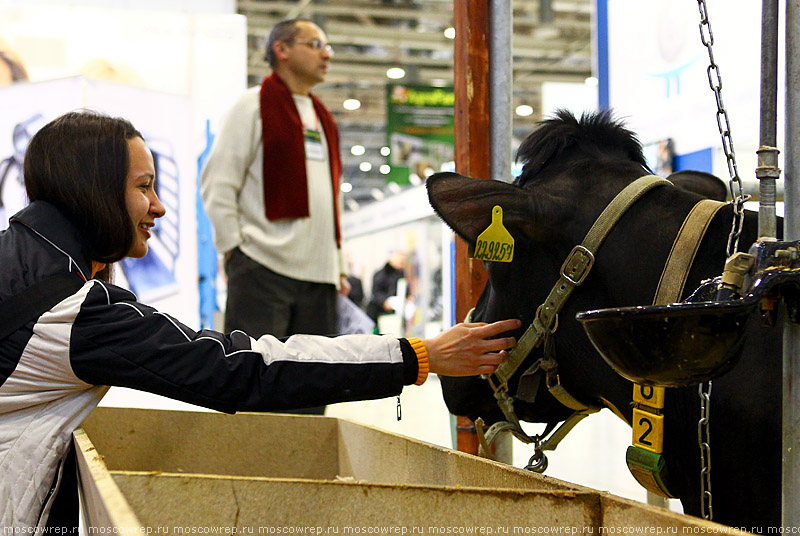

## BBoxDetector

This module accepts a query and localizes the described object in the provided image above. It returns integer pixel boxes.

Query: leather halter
[626,197,726,497]
[477,175,672,459]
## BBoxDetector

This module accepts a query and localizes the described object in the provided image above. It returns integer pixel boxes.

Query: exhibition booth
[0,0,782,527]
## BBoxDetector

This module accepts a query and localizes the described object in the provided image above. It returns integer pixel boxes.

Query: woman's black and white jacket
[0,201,420,528]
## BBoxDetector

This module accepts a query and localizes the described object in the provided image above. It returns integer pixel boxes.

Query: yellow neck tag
[471,205,514,262]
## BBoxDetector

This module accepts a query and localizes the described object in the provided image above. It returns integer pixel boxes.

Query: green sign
[386,84,455,185]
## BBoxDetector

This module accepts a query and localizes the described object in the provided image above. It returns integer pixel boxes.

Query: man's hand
[422,319,521,377]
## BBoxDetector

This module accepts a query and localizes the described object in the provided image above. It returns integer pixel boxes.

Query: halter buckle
[484,373,508,394]
[560,245,595,286]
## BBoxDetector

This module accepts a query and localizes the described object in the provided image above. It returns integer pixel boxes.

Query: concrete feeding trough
[75,407,740,533]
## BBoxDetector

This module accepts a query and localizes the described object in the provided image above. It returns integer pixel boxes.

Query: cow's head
[426,171,598,424]
[425,109,729,425]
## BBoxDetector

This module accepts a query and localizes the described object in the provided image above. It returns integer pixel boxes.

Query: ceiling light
[359,162,373,172]
[585,76,599,86]
[346,198,360,211]
[350,145,366,156]
[387,181,402,194]
[340,182,353,193]
[380,146,391,157]
[370,188,385,201]
[379,164,391,175]
[515,104,534,117]
[343,98,361,110]
[386,67,406,80]
[444,27,456,39]
[409,174,422,186]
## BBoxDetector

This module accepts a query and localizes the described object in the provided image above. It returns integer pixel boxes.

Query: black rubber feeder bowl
[576,299,756,387]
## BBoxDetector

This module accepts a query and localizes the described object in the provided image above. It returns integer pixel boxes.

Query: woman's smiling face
[125,137,165,258]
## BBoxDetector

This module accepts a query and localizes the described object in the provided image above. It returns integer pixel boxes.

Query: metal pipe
[488,0,514,465]
[759,0,780,239]
[762,0,780,147]
[784,0,800,526]
[489,0,513,182]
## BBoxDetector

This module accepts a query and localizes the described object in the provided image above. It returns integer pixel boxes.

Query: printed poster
[386,84,455,185]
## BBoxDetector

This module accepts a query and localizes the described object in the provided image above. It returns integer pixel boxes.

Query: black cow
[427,109,781,531]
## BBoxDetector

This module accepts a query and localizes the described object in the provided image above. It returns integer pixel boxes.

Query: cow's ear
[426,172,531,243]
[667,170,728,202]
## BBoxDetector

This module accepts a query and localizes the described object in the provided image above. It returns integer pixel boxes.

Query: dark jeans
[224,248,337,415]
[43,444,78,530]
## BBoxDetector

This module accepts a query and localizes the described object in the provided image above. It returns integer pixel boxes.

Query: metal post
[487,0,514,463]
[758,0,780,240]
[784,0,800,526]
[489,0,513,182]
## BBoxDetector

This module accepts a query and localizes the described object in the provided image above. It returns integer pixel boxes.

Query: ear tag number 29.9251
[471,205,514,263]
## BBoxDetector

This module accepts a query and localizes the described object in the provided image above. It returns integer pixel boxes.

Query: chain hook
[524,439,549,473]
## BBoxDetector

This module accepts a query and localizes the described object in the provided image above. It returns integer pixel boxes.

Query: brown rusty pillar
[453,0,490,455]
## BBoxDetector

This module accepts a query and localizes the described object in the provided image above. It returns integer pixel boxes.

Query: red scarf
[259,73,342,245]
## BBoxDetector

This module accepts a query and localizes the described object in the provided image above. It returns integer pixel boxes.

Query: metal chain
[694,0,753,520]
[698,381,713,520]
[696,0,749,257]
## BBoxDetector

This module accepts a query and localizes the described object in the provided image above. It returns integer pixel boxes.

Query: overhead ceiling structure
[238,0,594,209]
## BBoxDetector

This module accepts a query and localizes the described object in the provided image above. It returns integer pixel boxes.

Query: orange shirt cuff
[408,338,429,386]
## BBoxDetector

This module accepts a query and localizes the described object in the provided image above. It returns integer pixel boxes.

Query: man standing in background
[366,249,408,324]
[201,18,348,414]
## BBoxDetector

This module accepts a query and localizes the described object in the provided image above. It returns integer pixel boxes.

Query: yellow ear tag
[471,205,514,262]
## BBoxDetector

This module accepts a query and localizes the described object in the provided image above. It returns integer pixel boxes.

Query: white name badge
[304,129,325,161]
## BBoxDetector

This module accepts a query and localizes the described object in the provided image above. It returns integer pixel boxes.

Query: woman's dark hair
[24,110,142,263]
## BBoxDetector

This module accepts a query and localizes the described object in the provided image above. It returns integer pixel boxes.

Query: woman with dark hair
[0,110,520,529]
[23,111,147,267]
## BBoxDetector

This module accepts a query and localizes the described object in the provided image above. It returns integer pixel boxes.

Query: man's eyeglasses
[293,39,334,55]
